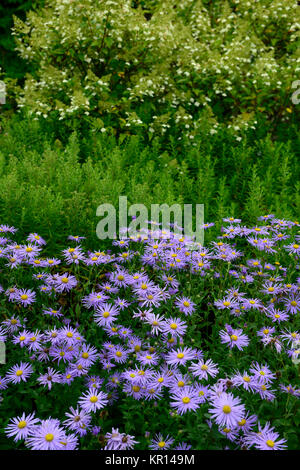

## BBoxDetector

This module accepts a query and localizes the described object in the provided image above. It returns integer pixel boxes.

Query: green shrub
[0,113,298,251]
[11,0,300,139]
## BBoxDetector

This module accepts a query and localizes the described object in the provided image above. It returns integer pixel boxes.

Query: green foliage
[0,113,298,251]
[10,0,300,139]
[0,1,44,79]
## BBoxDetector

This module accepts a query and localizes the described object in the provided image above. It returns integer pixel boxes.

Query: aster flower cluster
[0,217,298,450]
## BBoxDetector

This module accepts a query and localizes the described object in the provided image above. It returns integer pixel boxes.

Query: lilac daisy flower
[37,368,62,390]
[63,407,92,436]
[5,412,39,441]
[78,388,108,412]
[247,422,287,450]
[175,296,196,316]
[165,347,197,366]
[27,233,46,246]
[220,326,249,350]
[170,386,202,415]
[94,303,120,327]
[161,317,187,338]
[208,392,245,428]
[189,358,219,381]
[25,419,66,450]
[15,288,36,307]
[6,362,33,384]
[149,433,174,450]
[53,274,77,292]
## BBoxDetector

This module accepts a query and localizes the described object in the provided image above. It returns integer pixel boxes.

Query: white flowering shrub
[12,0,300,137]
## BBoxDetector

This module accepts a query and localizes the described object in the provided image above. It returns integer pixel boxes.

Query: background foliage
[10,0,300,140]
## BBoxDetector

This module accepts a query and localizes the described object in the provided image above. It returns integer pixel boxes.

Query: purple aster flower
[165,347,197,366]
[175,296,196,316]
[170,386,202,415]
[76,344,99,368]
[220,326,249,350]
[249,362,276,384]
[82,291,109,309]
[149,433,174,450]
[161,317,187,338]
[27,233,46,246]
[208,392,245,428]
[5,412,39,441]
[41,258,61,268]
[25,419,66,450]
[15,288,36,307]
[2,316,22,333]
[94,303,120,327]
[252,382,276,401]
[282,294,300,315]
[0,376,9,390]
[53,274,77,292]
[6,362,33,384]
[144,312,166,335]
[104,428,124,450]
[246,422,287,450]
[279,383,300,397]
[230,371,257,392]
[37,368,62,390]
[173,442,192,450]
[189,358,219,381]
[108,345,129,364]
[62,246,85,265]
[137,351,159,366]
[78,388,108,412]
[68,235,86,243]
[63,407,92,436]
[42,307,63,318]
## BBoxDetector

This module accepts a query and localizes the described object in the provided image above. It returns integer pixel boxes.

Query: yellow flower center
[18,420,27,429]
[90,396,98,403]
[222,405,231,414]
[103,312,110,318]
[45,433,54,442]
[177,353,184,359]
[61,277,69,283]
[266,440,275,448]
[231,335,238,341]
[20,295,28,300]
[158,441,165,448]
[133,386,140,392]
[170,323,177,329]
[82,352,89,359]
[16,370,23,376]
[182,397,190,404]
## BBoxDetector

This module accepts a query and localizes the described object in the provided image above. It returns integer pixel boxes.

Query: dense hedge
[11,0,300,139]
